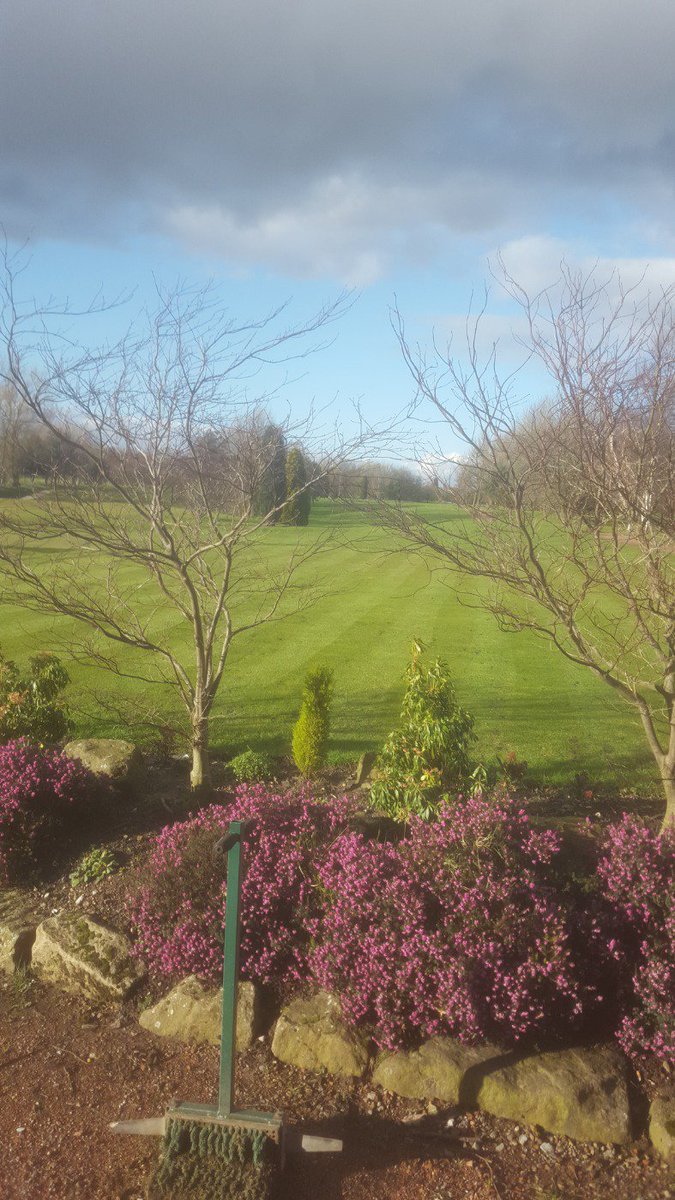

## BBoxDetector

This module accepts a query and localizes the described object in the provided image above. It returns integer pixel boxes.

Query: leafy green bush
[0,649,71,744]
[227,749,274,782]
[69,846,118,888]
[369,640,475,820]
[292,667,333,776]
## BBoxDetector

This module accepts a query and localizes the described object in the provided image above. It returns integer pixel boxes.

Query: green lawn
[0,500,660,792]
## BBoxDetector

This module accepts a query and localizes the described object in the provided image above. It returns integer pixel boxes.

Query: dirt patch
[0,979,672,1200]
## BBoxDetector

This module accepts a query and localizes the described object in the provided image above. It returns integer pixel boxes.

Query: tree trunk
[661,773,675,833]
[190,714,211,791]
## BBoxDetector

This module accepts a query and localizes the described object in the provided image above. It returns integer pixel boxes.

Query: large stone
[32,913,145,1001]
[272,991,369,1078]
[354,751,377,787]
[63,738,143,788]
[139,975,260,1052]
[650,1094,675,1160]
[373,1037,499,1103]
[0,889,37,973]
[476,1044,631,1145]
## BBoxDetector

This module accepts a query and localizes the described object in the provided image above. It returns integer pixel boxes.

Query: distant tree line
[311,460,436,502]
[0,383,434,510]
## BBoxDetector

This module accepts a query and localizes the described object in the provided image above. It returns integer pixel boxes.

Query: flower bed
[128,784,675,1065]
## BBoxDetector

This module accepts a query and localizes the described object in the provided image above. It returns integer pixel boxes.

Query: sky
[2,0,675,460]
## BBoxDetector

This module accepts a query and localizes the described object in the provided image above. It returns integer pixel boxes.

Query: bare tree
[383,265,675,829]
[0,252,380,788]
[0,382,28,488]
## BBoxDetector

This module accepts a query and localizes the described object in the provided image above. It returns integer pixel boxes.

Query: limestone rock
[272,991,369,1078]
[354,751,377,787]
[373,1037,498,1103]
[139,975,260,1052]
[32,913,145,1000]
[476,1044,631,1145]
[63,738,143,788]
[650,1093,675,1160]
[0,889,37,973]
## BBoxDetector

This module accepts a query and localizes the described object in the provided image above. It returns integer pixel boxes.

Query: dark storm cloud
[2,0,675,279]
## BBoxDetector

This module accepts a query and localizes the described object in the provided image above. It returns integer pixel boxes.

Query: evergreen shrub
[283,446,311,525]
[369,640,475,819]
[227,749,274,782]
[292,667,333,776]
[0,649,71,744]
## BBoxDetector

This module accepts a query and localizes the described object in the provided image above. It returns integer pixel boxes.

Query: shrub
[69,846,118,888]
[227,749,274,783]
[127,784,354,985]
[0,739,95,882]
[311,790,597,1049]
[292,667,333,776]
[369,640,475,820]
[0,649,71,744]
[596,815,675,1065]
[283,446,311,526]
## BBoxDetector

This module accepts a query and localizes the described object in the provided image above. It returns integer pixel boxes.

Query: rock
[347,811,402,843]
[0,889,37,973]
[650,1093,675,1160]
[354,751,377,787]
[271,991,369,1078]
[32,913,145,1001]
[372,1037,498,1103]
[476,1045,631,1145]
[63,739,143,789]
[139,975,260,1052]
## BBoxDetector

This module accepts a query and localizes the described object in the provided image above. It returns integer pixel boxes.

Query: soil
[2,756,672,1199]
[1,979,673,1200]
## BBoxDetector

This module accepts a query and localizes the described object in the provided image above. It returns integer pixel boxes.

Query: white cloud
[496,236,675,297]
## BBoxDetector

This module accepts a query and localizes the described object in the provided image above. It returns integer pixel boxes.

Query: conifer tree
[283,446,311,526]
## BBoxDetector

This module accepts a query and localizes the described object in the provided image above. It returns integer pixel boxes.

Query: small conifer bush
[292,667,333,776]
[228,749,274,782]
[369,639,475,820]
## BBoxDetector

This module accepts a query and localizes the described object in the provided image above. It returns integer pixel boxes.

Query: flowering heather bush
[127,785,355,985]
[0,739,95,881]
[130,783,675,1061]
[596,815,675,1065]
[310,790,599,1050]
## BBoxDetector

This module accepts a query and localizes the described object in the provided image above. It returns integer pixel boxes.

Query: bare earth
[0,979,672,1200]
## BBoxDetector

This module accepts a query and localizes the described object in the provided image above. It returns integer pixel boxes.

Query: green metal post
[218,820,246,1117]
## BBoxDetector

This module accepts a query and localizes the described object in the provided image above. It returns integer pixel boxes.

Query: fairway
[0,501,659,792]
